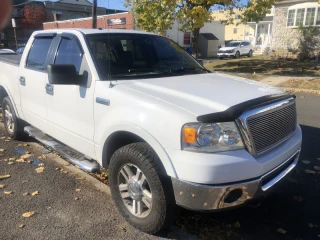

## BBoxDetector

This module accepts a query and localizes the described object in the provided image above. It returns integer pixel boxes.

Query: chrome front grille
[237,97,297,155]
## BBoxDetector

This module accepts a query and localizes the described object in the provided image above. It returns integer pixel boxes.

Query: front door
[45,33,96,159]
[19,34,55,132]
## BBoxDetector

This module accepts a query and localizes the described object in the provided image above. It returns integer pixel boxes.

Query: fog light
[224,189,243,204]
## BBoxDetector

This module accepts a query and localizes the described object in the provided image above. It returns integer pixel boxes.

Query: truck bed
[0,53,21,66]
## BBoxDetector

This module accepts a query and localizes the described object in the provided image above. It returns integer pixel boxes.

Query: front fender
[95,122,177,178]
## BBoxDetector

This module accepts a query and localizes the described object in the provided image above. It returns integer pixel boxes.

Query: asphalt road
[0,93,320,240]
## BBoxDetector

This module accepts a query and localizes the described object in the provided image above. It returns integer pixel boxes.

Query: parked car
[218,41,253,59]
[0,29,301,234]
[0,48,15,54]
[16,47,25,55]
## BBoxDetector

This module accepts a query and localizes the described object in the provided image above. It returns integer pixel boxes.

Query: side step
[24,126,100,172]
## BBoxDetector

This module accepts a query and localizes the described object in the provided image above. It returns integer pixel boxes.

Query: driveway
[0,93,319,240]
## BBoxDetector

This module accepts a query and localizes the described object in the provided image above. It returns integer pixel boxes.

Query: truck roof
[35,28,157,36]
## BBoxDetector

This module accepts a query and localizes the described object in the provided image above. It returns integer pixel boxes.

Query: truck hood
[119,73,283,117]
[219,47,237,51]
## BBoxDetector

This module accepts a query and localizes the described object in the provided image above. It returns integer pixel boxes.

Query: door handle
[45,83,54,95]
[19,76,25,86]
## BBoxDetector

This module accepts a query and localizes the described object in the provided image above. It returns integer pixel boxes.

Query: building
[1,0,109,49]
[43,0,106,21]
[271,0,320,55]
[212,8,275,54]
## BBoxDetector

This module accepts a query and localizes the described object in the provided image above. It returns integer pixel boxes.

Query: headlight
[182,122,244,153]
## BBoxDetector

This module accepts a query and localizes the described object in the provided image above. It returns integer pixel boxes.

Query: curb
[281,87,320,95]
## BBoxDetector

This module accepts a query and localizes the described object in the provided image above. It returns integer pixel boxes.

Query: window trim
[287,3,320,28]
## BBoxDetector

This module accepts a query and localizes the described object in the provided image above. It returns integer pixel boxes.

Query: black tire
[234,51,240,59]
[248,50,253,57]
[219,57,223,60]
[1,97,26,140]
[109,142,178,233]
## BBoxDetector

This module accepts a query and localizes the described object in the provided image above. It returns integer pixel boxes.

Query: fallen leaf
[314,166,320,171]
[62,170,68,174]
[21,154,32,159]
[22,211,36,218]
[0,184,5,189]
[27,160,33,164]
[75,188,81,192]
[38,163,44,167]
[5,140,10,142]
[19,224,25,228]
[23,144,29,147]
[0,174,11,180]
[74,197,80,201]
[8,162,15,165]
[16,158,26,163]
[38,155,47,160]
[121,227,127,232]
[0,137,6,139]
[31,191,39,196]
[35,167,44,173]
[63,162,70,166]
[302,160,311,165]
[277,228,287,234]
[9,158,15,161]
[233,221,241,228]
[0,149,5,152]
[305,169,316,174]
[191,193,196,198]
[293,196,303,202]
[4,191,12,195]
[309,223,314,228]
[22,192,29,196]
[55,168,61,171]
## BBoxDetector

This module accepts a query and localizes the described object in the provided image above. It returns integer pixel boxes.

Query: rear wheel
[109,143,178,233]
[1,97,26,140]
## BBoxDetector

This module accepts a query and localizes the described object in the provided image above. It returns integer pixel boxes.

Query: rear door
[19,33,56,132]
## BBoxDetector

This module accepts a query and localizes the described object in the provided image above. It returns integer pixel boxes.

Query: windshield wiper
[168,66,211,73]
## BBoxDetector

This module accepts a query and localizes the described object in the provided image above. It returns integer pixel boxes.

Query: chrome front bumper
[172,150,300,211]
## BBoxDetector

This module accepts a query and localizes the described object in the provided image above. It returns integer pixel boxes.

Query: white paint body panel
[0,29,302,185]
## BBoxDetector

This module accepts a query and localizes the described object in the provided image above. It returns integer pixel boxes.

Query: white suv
[218,41,253,59]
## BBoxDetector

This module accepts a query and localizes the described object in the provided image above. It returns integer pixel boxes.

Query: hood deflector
[197,93,296,122]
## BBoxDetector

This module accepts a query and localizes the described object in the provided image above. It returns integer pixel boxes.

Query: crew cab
[0,29,302,233]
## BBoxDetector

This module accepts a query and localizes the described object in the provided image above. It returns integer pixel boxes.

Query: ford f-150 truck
[0,29,302,233]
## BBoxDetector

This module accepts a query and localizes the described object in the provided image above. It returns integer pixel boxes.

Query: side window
[26,38,53,71]
[55,38,83,73]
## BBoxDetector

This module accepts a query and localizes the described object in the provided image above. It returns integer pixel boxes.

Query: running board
[24,126,100,172]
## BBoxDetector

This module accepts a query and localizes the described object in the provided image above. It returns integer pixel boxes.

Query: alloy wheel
[118,163,153,218]
[4,104,14,134]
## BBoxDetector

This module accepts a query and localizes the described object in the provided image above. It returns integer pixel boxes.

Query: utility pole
[92,0,97,29]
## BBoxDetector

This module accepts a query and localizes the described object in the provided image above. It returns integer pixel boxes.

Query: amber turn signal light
[183,127,197,143]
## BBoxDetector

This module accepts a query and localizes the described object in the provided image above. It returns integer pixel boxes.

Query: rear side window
[55,38,83,73]
[26,38,53,70]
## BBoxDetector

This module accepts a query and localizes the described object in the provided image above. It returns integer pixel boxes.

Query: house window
[287,3,320,27]
[233,28,238,34]
[183,32,191,45]
[306,8,316,25]
[235,14,240,20]
[287,9,295,26]
[295,8,305,26]
[317,8,320,25]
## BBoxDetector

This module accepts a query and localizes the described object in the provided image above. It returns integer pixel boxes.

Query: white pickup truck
[0,29,302,233]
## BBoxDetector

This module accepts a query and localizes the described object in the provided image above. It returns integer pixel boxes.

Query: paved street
[0,93,320,240]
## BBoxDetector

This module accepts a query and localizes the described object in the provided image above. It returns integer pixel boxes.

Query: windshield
[226,42,241,47]
[86,33,208,80]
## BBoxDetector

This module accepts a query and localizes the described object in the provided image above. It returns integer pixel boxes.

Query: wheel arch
[0,85,9,105]
[100,129,177,178]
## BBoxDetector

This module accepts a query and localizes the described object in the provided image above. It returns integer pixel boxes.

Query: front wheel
[109,143,178,233]
[234,51,240,59]
[1,97,26,139]
[248,50,253,57]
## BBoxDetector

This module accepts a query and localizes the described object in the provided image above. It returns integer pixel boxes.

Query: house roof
[200,33,219,40]
[275,0,311,6]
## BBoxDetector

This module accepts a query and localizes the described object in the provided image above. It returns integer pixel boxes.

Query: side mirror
[197,60,204,66]
[47,64,86,85]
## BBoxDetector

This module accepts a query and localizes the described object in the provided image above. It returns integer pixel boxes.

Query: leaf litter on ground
[35,167,44,173]
[0,174,11,180]
[22,211,36,218]
[31,191,39,196]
